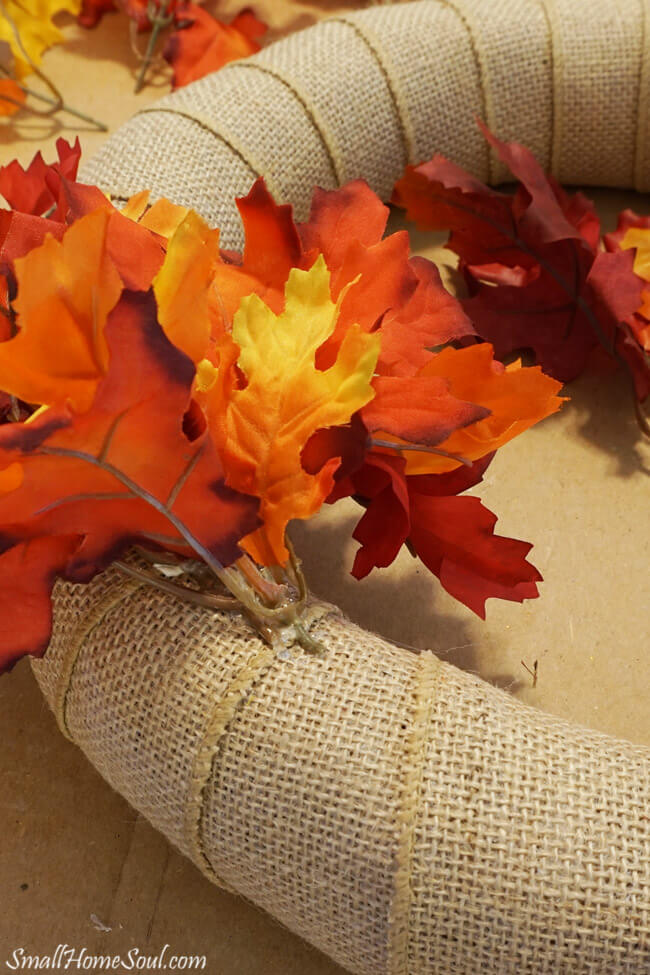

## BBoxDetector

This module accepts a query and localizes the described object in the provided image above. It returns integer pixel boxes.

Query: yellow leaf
[153,210,221,364]
[219,255,380,565]
[0,0,81,79]
[0,209,122,412]
[621,226,650,280]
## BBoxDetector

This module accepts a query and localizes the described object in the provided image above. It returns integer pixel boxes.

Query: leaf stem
[370,437,473,467]
[0,54,107,130]
[114,559,240,610]
[134,0,173,93]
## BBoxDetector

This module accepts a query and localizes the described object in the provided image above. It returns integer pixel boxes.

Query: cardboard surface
[0,7,648,973]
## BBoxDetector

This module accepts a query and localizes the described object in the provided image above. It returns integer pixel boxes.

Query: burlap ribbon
[33,2,650,973]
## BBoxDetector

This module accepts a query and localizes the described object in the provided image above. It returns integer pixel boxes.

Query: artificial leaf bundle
[394,123,650,428]
[0,142,564,672]
[77,0,268,91]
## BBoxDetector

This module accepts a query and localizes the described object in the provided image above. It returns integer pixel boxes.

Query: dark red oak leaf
[393,123,649,403]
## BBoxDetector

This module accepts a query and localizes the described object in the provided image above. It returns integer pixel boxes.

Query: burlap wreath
[32,2,650,973]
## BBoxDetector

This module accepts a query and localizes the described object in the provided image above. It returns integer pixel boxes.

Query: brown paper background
[0,5,648,972]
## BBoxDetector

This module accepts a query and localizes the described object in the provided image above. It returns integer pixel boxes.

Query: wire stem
[134,0,173,93]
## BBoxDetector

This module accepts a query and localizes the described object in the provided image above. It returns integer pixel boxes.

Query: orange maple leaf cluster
[0,141,565,671]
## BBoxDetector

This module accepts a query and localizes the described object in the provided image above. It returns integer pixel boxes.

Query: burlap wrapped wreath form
[32,2,649,973]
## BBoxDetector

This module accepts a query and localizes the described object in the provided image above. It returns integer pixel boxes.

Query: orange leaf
[0,289,259,666]
[400,344,564,474]
[0,79,26,117]
[0,209,122,412]
[153,209,221,363]
[164,5,267,89]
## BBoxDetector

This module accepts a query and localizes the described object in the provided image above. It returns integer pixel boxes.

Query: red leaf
[77,0,116,27]
[0,536,82,672]
[350,454,410,579]
[408,492,541,618]
[394,124,649,398]
[0,139,81,217]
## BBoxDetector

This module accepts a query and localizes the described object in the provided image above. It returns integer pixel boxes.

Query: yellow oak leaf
[218,255,380,566]
[0,0,81,79]
[0,208,122,412]
[153,209,220,364]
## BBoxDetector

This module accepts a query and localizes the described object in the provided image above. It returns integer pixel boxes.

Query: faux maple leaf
[0,138,81,217]
[164,5,267,89]
[0,288,258,671]
[211,178,474,374]
[603,213,650,402]
[0,0,81,78]
[216,256,380,566]
[328,450,540,618]
[0,162,569,637]
[0,209,122,413]
[393,123,649,409]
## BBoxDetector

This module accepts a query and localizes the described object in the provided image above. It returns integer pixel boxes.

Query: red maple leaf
[393,123,649,407]
[0,138,81,217]
[328,449,539,617]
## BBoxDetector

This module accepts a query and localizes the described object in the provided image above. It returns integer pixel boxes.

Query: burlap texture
[32,1,650,972]
[81,0,650,248]
[32,567,650,975]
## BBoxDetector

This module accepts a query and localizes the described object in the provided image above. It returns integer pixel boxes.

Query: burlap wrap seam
[328,13,416,167]
[134,106,283,202]
[636,0,650,188]
[184,642,276,892]
[433,1,493,181]
[388,651,442,975]
[232,61,344,185]
[329,16,414,168]
[53,578,145,740]
[543,0,565,181]
[186,602,342,889]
